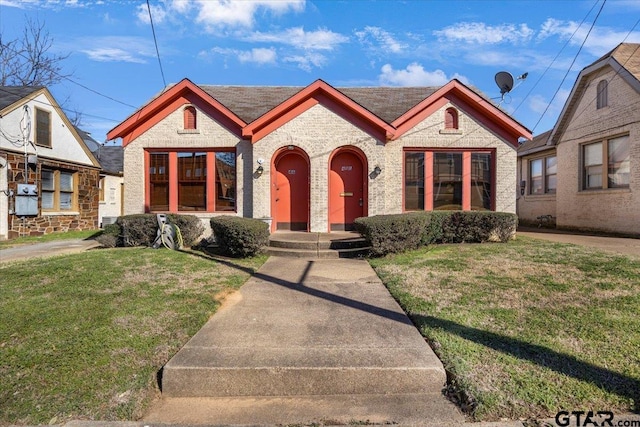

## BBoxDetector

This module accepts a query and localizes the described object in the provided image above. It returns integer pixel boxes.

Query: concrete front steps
[266,231,370,258]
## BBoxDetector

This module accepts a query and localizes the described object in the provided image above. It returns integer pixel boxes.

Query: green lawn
[0,247,266,425]
[369,236,640,421]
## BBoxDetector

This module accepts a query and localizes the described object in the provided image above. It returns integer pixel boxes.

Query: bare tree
[0,17,72,87]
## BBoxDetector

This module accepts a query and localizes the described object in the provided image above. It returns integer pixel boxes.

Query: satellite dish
[495,71,514,95]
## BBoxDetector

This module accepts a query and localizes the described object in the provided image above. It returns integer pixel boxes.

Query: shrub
[115,214,204,247]
[354,212,429,257]
[355,211,518,257]
[210,216,269,257]
[167,214,205,247]
[95,224,120,248]
[440,211,517,243]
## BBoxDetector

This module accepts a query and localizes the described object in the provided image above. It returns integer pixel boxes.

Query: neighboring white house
[0,86,101,240]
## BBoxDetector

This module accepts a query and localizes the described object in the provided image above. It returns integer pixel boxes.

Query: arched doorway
[272,147,310,231]
[329,147,367,231]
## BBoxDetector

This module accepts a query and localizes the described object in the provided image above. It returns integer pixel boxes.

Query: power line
[0,87,122,124]
[531,0,607,133]
[513,0,601,116]
[0,40,139,110]
[147,0,167,88]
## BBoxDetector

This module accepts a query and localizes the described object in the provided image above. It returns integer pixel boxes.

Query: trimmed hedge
[210,216,269,258]
[354,212,429,257]
[355,211,517,257]
[95,214,205,248]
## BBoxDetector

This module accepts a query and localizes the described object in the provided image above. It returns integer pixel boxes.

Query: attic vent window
[445,108,459,129]
[596,80,608,109]
[184,106,197,129]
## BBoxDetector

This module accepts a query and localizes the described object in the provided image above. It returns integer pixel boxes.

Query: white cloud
[284,52,328,72]
[75,36,155,63]
[194,0,305,30]
[246,27,348,50]
[238,47,277,64]
[82,47,147,63]
[537,18,640,56]
[355,26,406,53]
[434,22,534,44]
[201,46,277,65]
[136,2,168,25]
[379,63,468,86]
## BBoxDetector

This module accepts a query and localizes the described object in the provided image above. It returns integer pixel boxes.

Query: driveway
[517,228,640,259]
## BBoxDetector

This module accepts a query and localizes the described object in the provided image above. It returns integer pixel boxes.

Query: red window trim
[402,148,496,212]
[144,148,236,213]
[184,106,197,129]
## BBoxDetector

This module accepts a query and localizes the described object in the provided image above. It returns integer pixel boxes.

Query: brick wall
[556,67,640,235]
[3,151,100,239]
[124,100,519,235]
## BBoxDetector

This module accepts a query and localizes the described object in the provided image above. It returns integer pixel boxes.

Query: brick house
[0,87,101,240]
[107,78,531,233]
[517,43,639,235]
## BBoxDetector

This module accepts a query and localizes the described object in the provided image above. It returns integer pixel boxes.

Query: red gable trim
[392,79,532,147]
[242,79,395,143]
[107,78,246,146]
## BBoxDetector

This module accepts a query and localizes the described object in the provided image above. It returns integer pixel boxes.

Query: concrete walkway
[0,238,101,263]
[518,228,640,259]
[144,256,466,426]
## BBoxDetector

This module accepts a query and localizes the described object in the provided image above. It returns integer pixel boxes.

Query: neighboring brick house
[107,78,531,233]
[518,43,639,236]
[516,130,557,226]
[0,87,101,240]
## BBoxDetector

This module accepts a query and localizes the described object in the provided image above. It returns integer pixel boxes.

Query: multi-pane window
[41,169,76,211]
[404,152,425,210]
[434,153,462,210]
[147,150,236,213]
[597,80,608,109]
[582,136,629,190]
[35,108,51,147]
[528,155,556,195]
[404,150,494,211]
[149,153,169,211]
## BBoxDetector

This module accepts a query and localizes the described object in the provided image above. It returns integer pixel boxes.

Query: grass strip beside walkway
[0,247,265,425]
[369,236,640,421]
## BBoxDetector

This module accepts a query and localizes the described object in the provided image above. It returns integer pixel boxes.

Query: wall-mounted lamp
[255,165,264,176]
[520,180,526,196]
[373,165,382,175]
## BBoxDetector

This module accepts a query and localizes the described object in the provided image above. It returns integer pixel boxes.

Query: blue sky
[1,0,639,144]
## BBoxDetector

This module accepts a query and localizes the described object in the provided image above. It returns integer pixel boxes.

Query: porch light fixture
[520,180,526,195]
[256,165,264,176]
[373,165,382,175]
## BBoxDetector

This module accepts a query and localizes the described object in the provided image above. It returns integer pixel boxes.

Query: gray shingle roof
[200,85,440,123]
[517,130,553,156]
[93,145,124,175]
[0,86,42,111]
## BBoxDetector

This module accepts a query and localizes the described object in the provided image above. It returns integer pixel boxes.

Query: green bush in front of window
[210,216,269,258]
[355,211,518,257]
[95,214,205,248]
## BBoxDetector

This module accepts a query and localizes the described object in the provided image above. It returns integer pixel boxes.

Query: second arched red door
[274,150,309,231]
[329,150,365,231]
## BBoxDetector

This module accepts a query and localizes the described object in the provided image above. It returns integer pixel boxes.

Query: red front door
[329,151,364,231]
[274,151,309,231]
